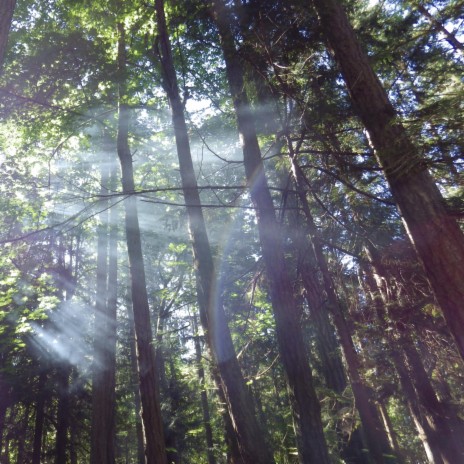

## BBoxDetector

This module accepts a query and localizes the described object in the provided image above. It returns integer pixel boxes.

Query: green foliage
[0,0,462,462]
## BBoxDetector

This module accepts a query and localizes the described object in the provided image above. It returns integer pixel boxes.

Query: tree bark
[285,187,371,462]
[153,2,273,463]
[312,0,464,361]
[362,254,463,463]
[378,400,403,461]
[286,200,347,394]
[401,339,464,463]
[106,168,118,459]
[362,263,440,464]
[32,372,46,464]
[210,2,330,462]
[286,148,394,463]
[192,315,216,464]
[391,349,442,464]
[0,0,15,73]
[15,404,30,464]
[210,367,244,464]
[127,288,146,464]
[69,370,79,464]
[0,374,10,461]
[117,23,167,464]
[91,151,117,464]
[55,363,71,464]
[155,309,180,464]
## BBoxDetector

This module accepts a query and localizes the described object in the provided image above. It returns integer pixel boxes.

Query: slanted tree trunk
[116,23,167,464]
[401,336,464,457]
[210,2,330,462]
[153,2,273,463]
[250,64,367,460]
[286,198,346,394]
[362,255,462,464]
[286,203,371,463]
[287,152,395,464]
[416,4,464,53]
[401,340,464,463]
[392,349,442,464]
[210,367,244,464]
[362,264,441,464]
[311,0,464,361]
[0,0,15,72]
[378,400,403,461]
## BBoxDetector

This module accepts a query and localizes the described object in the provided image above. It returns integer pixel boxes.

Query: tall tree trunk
[362,259,460,464]
[155,310,180,464]
[391,349,442,464]
[285,187,369,463]
[15,405,30,464]
[153,2,273,463]
[311,0,464,361]
[32,372,46,464]
[91,152,117,464]
[400,336,464,461]
[192,315,216,464]
[287,153,395,464]
[209,2,330,462]
[0,374,10,461]
[127,288,146,464]
[69,370,79,464]
[106,167,118,459]
[155,310,169,394]
[55,363,71,464]
[1,406,14,464]
[402,344,464,461]
[378,400,403,461]
[117,23,167,464]
[286,199,347,394]
[210,368,244,464]
[0,0,15,73]
[53,241,77,464]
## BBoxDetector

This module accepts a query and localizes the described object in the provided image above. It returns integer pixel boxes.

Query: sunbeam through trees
[0,0,463,463]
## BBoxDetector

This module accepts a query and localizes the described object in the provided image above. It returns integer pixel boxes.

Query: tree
[311,0,464,361]
[116,21,168,464]
[210,1,331,462]
[90,147,117,464]
[0,0,463,462]
[287,162,396,463]
[363,241,464,463]
[0,0,16,72]
[192,314,216,464]
[154,1,274,461]
[416,3,464,53]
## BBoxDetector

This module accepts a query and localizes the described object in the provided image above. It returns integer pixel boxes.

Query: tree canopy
[0,0,463,463]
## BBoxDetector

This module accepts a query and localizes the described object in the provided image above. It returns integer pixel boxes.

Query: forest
[0,0,463,463]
